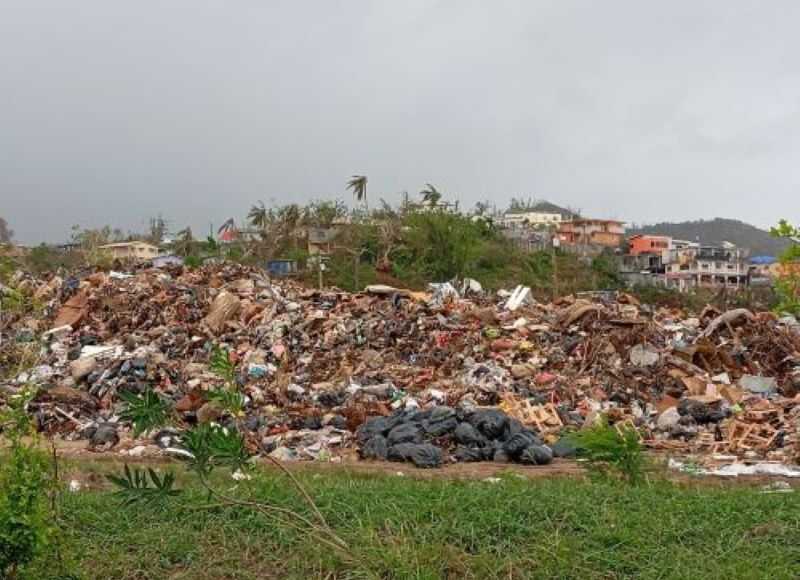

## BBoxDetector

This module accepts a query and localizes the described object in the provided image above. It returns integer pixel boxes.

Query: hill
[506,198,580,219]
[628,218,789,257]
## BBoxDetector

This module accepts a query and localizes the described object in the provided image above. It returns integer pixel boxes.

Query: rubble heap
[2,264,800,468]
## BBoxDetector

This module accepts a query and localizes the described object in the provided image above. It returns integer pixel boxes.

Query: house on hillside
[627,234,671,256]
[620,234,759,292]
[664,242,749,291]
[99,241,159,262]
[557,219,625,253]
[307,227,340,256]
[499,201,578,229]
[619,234,672,286]
[500,211,563,229]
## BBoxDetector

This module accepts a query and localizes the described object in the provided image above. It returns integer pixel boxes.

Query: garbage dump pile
[2,264,800,469]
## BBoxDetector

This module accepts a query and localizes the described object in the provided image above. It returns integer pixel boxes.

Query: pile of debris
[357,406,559,468]
[2,263,800,468]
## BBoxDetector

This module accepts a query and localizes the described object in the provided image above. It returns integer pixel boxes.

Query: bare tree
[175,227,194,256]
[372,200,402,271]
[0,217,14,244]
[148,215,168,245]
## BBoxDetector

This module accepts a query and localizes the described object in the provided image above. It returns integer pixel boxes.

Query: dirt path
[50,441,800,490]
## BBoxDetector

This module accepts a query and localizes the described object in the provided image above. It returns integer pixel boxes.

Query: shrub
[0,389,54,579]
[568,418,647,485]
[118,389,172,438]
[184,255,203,269]
[110,343,351,561]
[770,220,800,317]
[0,445,51,577]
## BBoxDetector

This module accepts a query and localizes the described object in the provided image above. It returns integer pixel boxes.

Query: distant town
[0,194,795,296]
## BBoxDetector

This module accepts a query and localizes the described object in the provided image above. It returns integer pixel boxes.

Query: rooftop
[99,241,158,249]
[564,219,625,226]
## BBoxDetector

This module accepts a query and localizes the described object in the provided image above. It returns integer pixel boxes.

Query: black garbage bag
[387,443,442,468]
[421,406,458,437]
[453,446,483,462]
[360,435,388,460]
[356,412,409,443]
[454,422,488,446]
[518,444,554,465]
[387,422,423,445]
[503,431,542,459]
[468,409,509,440]
[356,416,391,443]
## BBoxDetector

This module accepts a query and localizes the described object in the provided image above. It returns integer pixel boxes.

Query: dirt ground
[46,439,800,491]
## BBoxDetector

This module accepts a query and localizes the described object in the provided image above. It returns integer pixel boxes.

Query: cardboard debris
[203,290,241,333]
[2,262,800,467]
[51,290,89,329]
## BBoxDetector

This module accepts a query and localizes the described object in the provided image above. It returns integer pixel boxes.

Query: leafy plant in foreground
[109,343,353,562]
[568,418,647,485]
[207,345,245,416]
[106,465,180,507]
[0,388,53,579]
[180,423,251,477]
[205,388,246,417]
[118,388,172,437]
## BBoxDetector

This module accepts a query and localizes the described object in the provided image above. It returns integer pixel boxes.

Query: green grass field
[22,465,800,580]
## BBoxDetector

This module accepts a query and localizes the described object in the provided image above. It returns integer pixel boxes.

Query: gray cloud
[2,0,799,243]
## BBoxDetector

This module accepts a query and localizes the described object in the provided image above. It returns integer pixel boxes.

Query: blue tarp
[750,255,777,265]
[266,260,297,276]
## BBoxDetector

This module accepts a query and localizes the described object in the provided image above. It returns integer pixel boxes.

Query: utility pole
[552,235,559,300]
[353,252,360,290]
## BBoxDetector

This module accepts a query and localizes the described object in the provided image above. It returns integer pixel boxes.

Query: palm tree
[346,175,368,212]
[217,218,238,242]
[278,204,301,230]
[420,183,442,207]
[276,204,303,250]
[248,202,268,230]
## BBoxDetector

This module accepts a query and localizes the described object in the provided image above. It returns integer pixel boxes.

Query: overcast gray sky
[2,1,799,243]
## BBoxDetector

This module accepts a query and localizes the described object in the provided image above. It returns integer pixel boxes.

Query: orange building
[627,234,671,256]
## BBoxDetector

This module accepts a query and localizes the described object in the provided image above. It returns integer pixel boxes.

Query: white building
[99,241,160,262]
[664,243,749,291]
[500,211,563,228]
